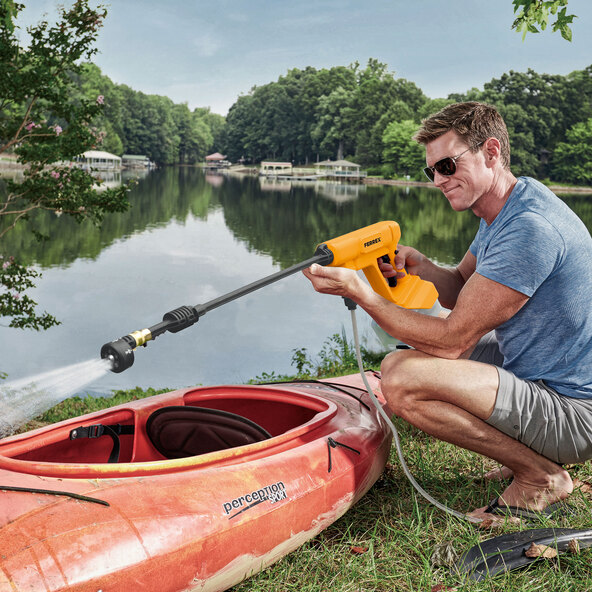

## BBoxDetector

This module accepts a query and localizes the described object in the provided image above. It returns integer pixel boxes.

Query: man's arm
[303,261,529,359]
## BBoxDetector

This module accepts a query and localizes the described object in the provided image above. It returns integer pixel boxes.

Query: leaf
[559,24,572,41]
[350,545,369,555]
[478,515,521,530]
[573,478,592,494]
[431,542,459,567]
[524,542,558,559]
[568,539,581,555]
[431,585,458,592]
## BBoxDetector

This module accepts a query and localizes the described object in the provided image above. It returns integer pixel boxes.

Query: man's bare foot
[470,464,573,519]
[497,468,573,510]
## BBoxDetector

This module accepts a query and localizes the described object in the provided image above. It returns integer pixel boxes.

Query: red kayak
[0,372,391,591]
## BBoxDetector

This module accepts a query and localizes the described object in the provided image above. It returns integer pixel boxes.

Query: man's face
[425,130,489,212]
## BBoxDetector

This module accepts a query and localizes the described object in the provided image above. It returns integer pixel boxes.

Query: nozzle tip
[101,338,135,373]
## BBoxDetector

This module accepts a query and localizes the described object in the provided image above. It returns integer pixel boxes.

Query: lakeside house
[74,150,121,171]
[315,159,366,180]
[205,152,231,169]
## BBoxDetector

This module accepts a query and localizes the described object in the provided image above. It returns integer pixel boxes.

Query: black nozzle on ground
[101,336,136,373]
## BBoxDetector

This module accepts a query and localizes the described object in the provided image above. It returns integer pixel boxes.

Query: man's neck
[472,170,518,225]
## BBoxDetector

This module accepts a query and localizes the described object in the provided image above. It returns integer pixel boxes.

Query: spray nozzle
[99,306,202,373]
[100,335,137,373]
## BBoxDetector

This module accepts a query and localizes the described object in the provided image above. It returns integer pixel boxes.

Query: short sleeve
[474,213,565,297]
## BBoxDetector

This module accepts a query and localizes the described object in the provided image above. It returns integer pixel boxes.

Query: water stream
[0,358,112,437]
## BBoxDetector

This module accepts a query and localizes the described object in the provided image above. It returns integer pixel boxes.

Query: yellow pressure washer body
[321,220,438,309]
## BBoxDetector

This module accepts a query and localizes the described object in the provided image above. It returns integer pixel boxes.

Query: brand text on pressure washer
[363,237,382,248]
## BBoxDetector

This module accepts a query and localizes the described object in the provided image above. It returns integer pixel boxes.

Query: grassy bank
[20,334,592,591]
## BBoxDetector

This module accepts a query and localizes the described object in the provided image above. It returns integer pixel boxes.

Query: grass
[16,333,592,591]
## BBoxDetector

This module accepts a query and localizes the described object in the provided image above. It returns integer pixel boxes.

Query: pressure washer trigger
[380,255,397,287]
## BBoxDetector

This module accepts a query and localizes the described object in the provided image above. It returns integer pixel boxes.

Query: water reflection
[6,168,592,272]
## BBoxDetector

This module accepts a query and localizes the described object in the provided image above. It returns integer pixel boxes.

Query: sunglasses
[423,142,484,182]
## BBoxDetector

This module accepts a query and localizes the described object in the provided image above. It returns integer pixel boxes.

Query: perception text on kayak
[223,481,287,519]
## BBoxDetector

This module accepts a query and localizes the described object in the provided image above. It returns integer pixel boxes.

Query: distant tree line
[57,58,592,183]
[73,63,226,165]
[219,60,592,185]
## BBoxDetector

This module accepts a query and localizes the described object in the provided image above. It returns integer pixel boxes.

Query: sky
[14,0,592,116]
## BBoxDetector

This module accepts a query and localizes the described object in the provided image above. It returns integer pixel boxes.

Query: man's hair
[414,102,511,169]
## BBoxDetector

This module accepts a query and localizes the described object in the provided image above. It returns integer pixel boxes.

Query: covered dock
[315,159,367,180]
[259,161,293,176]
[205,152,231,169]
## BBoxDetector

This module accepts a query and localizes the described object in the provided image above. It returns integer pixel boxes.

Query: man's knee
[381,349,426,385]
[380,350,427,416]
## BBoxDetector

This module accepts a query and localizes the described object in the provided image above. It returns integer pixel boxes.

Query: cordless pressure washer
[100,220,438,373]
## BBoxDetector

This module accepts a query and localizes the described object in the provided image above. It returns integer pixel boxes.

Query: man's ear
[484,137,502,168]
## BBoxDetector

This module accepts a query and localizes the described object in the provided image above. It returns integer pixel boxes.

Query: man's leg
[380,349,573,515]
[461,329,513,481]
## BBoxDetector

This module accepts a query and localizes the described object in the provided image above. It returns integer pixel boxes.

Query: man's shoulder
[512,176,557,204]
[507,177,578,226]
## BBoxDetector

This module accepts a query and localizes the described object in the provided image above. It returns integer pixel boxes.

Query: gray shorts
[470,332,592,464]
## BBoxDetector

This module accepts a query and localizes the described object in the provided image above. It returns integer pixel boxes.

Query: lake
[1,168,590,395]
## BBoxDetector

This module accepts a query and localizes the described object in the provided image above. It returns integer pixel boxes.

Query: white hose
[349,308,482,524]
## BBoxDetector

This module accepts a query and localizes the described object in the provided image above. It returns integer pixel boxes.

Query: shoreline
[362,176,592,195]
[4,158,590,195]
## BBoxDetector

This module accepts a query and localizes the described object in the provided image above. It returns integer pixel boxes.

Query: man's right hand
[378,245,427,280]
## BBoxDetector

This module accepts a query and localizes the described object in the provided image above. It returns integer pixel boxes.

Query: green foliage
[382,120,426,180]
[474,67,592,178]
[30,386,170,425]
[0,255,58,329]
[222,59,591,185]
[0,0,130,335]
[224,59,428,166]
[512,0,576,41]
[551,118,592,184]
[69,63,222,166]
[291,331,383,380]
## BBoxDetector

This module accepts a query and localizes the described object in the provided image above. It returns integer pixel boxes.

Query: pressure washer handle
[322,221,438,309]
[380,254,398,288]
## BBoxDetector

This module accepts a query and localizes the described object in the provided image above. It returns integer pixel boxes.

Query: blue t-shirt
[469,177,592,399]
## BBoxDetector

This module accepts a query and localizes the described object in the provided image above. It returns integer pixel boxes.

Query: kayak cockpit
[0,383,339,477]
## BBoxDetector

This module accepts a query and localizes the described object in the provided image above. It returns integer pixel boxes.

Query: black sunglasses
[423,142,484,182]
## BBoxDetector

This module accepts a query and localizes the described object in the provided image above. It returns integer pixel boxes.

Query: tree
[311,87,355,161]
[512,0,576,40]
[0,0,129,332]
[496,103,539,176]
[382,120,426,180]
[551,118,592,184]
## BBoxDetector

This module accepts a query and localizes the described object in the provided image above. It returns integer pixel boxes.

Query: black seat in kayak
[146,406,272,459]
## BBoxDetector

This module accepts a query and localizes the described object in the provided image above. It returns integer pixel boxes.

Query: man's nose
[433,170,448,188]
